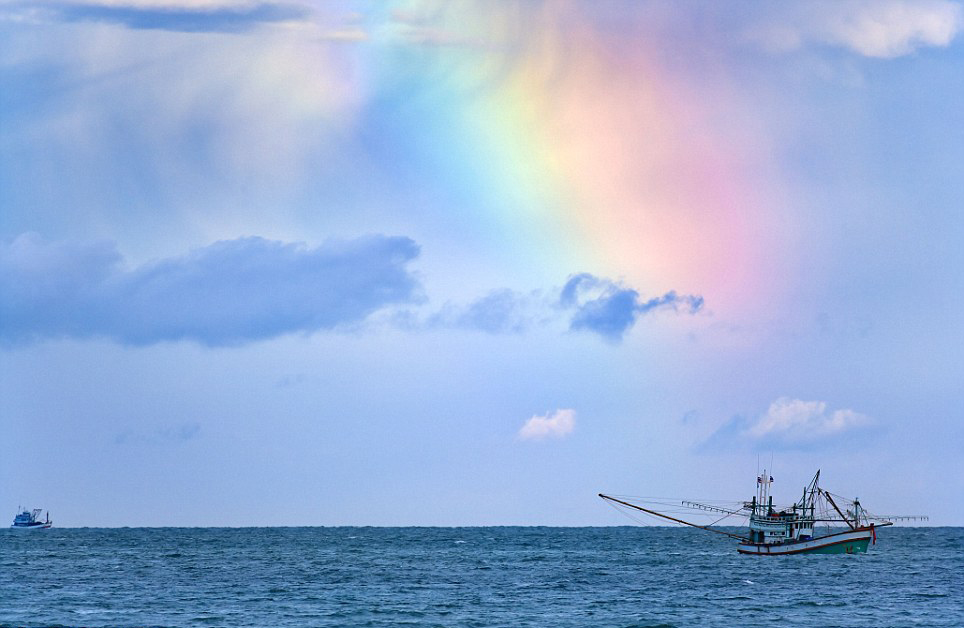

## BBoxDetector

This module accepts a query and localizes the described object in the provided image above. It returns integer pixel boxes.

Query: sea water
[2,527,961,627]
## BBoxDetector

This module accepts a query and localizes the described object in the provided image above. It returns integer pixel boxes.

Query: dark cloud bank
[2,234,703,348]
[0,233,420,347]
[26,2,310,33]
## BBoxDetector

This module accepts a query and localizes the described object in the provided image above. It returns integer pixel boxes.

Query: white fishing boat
[11,508,52,530]
[600,469,925,555]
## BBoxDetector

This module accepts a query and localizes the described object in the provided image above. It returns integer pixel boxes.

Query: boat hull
[738,527,874,555]
[10,523,52,530]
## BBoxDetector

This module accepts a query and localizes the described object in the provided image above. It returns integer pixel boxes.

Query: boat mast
[598,494,748,541]
[802,470,820,520]
[757,468,773,515]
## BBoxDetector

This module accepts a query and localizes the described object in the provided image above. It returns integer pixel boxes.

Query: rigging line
[820,489,855,530]
[707,509,742,528]
[604,498,668,528]
[599,494,748,542]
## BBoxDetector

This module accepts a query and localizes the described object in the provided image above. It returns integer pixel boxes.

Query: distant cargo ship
[11,508,52,529]
[600,469,926,555]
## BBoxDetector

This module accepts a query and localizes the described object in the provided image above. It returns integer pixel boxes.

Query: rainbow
[355,2,792,314]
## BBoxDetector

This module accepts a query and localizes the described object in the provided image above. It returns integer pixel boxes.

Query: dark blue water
[2,527,961,627]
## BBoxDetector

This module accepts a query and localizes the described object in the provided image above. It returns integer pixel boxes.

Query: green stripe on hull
[738,533,874,555]
[804,538,871,554]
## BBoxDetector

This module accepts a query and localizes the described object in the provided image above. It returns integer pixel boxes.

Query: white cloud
[750,0,963,58]
[824,0,962,57]
[701,397,875,450]
[518,409,576,441]
[748,398,873,445]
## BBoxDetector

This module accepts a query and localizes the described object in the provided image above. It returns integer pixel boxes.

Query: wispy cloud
[749,0,963,58]
[702,398,875,451]
[115,421,200,445]
[397,273,702,341]
[424,289,536,334]
[25,1,312,32]
[387,5,488,49]
[560,273,703,342]
[0,233,420,347]
[518,409,576,441]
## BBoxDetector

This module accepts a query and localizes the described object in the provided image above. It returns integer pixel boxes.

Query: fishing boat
[11,508,52,530]
[600,470,925,555]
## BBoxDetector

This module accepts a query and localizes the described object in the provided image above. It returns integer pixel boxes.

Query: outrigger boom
[598,493,748,541]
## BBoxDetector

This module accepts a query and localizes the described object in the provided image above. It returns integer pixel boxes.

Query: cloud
[423,289,535,334]
[157,421,201,441]
[0,233,421,347]
[702,397,875,451]
[680,410,700,425]
[387,5,488,49]
[560,273,703,342]
[395,273,702,340]
[750,0,963,58]
[27,1,312,32]
[518,409,576,441]
[115,421,200,445]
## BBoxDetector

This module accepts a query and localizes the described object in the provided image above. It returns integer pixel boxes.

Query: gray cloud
[423,289,535,334]
[25,1,311,33]
[560,273,703,342]
[115,421,200,445]
[0,233,420,347]
[398,273,702,342]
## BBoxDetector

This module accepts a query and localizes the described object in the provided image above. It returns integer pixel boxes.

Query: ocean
[2,527,962,627]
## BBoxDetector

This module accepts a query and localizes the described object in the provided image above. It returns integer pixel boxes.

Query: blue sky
[1,0,962,526]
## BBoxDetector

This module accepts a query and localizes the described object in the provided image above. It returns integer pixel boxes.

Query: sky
[1,0,962,527]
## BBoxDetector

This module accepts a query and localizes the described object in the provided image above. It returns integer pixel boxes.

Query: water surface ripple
[2,527,961,627]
